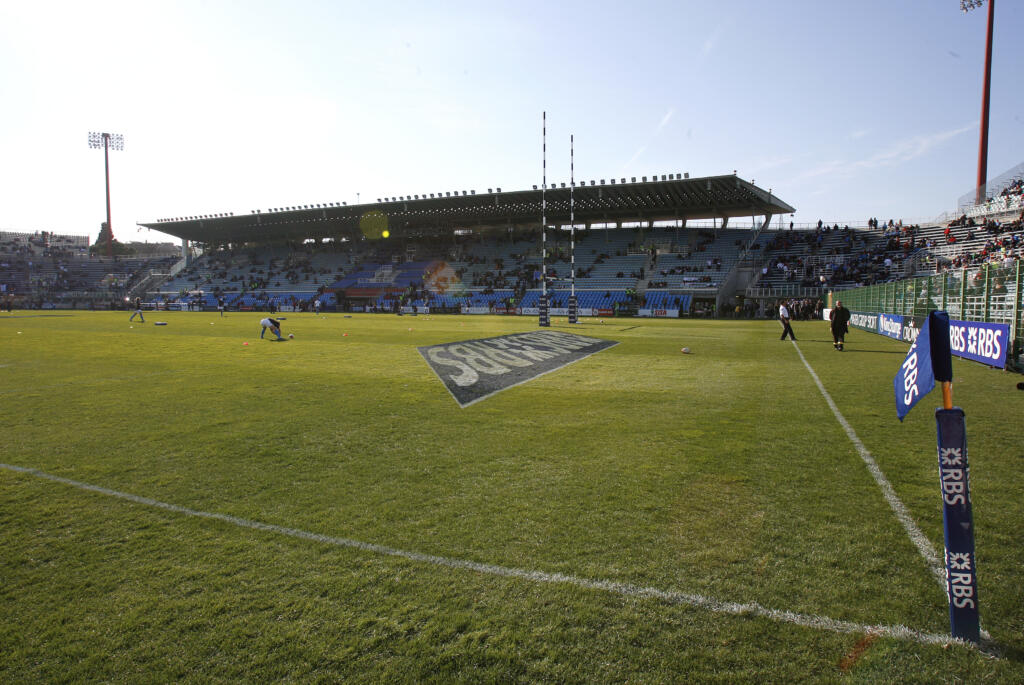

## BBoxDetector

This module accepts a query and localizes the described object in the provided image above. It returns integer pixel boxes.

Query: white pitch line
[1,462,966,648]
[792,342,993,645]
[789,341,946,587]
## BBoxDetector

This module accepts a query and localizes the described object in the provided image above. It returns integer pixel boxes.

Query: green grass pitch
[1,310,1022,682]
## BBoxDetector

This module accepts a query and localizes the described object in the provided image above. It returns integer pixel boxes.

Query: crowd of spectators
[999,178,1023,199]
[939,211,1023,271]
[1,230,176,308]
[756,220,906,289]
[174,247,343,295]
[7,213,1019,317]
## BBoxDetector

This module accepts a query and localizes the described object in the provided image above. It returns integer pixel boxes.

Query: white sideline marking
[790,341,947,588]
[1,462,966,648]
[793,342,993,644]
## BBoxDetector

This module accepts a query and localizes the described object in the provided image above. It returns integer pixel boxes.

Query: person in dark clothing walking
[830,300,851,351]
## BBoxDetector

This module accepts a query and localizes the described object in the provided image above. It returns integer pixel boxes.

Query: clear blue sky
[1,0,1021,245]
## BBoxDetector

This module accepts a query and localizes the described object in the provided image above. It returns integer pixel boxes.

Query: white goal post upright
[539,112,550,327]
[568,133,578,324]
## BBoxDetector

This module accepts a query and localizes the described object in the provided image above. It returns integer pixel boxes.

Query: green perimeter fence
[836,261,1023,366]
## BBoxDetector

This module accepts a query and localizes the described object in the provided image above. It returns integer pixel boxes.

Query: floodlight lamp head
[88,131,124,150]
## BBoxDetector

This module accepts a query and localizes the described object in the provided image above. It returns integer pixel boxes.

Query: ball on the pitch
[288,333,294,339]
[681,347,691,354]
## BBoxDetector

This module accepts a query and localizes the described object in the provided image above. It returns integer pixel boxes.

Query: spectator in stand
[991,277,1008,297]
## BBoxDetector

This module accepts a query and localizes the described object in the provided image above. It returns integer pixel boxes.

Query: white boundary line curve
[1,462,968,648]
[789,340,992,643]
[788,340,946,587]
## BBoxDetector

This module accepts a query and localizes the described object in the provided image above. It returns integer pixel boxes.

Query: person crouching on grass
[260,317,284,340]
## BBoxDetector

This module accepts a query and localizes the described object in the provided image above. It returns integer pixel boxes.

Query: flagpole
[896,310,980,642]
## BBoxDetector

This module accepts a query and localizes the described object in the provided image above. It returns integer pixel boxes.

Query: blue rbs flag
[894,311,980,642]
[894,311,952,421]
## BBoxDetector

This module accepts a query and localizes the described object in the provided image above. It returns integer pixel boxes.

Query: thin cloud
[781,123,975,187]
[696,23,729,63]
[784,160,846,185]
[749,156,793,173]
[656,108,675,133]
[852,122,975,169]
[621,145,648,172]
[700,26,724,61]
[618,109,673,174]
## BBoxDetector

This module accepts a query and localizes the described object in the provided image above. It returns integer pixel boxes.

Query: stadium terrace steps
[128,220,1023,312]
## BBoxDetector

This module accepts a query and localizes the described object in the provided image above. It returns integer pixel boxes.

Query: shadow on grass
[982,639,1024,663]
[796,340,906,355]
[845,349,905,355]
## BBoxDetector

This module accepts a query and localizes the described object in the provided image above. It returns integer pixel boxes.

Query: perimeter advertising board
[845,310,1008,369]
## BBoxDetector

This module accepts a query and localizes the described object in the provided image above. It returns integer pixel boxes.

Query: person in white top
[778,300,796,341]
[260,317,284,340]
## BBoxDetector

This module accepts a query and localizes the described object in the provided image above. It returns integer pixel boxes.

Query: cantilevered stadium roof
[139,174,795,244]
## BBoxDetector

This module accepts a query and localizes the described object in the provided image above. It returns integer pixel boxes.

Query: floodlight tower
[88,131,125,257]
[961,0,995,205]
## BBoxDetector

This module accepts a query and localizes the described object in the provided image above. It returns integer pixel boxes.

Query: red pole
[974,0,995,206]
[104,133,113,258]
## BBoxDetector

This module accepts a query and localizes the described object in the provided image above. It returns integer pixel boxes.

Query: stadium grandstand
[0,230,178,310]
[4,168,1021,363]
[133,168,1021,331]
[137,173,798,317]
